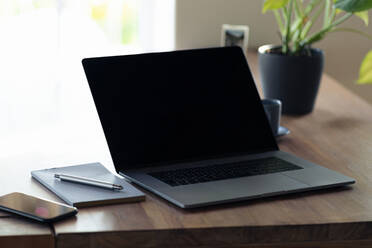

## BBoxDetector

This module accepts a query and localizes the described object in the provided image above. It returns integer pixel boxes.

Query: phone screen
[0,192,77,222]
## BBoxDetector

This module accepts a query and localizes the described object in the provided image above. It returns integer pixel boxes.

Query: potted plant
[259,0,372,115]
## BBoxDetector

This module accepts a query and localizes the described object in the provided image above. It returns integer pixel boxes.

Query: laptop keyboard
[148,157,303,187]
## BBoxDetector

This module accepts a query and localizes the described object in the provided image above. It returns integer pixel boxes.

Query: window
[0,0,174,158]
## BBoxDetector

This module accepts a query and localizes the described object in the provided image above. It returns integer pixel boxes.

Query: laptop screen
[83,47,278,170]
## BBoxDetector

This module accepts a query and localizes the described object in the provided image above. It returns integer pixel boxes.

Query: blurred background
[0,0,175,166]
[175,0,372,104]
[0,0,370,168]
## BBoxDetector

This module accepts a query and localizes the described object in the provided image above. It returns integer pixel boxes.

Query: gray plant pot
[258,45,324,115]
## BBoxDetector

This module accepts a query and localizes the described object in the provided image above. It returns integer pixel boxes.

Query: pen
[54,173,123,190]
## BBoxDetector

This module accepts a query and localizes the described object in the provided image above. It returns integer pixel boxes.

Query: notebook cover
[31,162,145,207]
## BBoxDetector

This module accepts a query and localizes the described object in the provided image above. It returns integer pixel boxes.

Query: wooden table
[3,51,372,248]
[0,217,54,248]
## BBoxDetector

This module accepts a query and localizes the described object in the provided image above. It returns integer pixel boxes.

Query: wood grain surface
[3,51,372,248]
[0,217,54,248]
[52,51,372,248]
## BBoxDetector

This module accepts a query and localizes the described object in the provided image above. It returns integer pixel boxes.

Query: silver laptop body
[122,150,353,208]
[83,47,355,208]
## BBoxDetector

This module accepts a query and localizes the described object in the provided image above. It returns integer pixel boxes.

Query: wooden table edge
[55,221,372,248]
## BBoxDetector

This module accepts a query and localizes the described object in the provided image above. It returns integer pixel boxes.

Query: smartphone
[0,192,78,223]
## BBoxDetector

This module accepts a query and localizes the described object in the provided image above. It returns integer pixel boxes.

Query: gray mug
[262,99,282,136]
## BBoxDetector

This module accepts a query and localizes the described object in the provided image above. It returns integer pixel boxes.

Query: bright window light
[0,0,175,159]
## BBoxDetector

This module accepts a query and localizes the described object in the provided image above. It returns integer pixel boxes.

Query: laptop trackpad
[282,167,354,187]
[163,174,309,206]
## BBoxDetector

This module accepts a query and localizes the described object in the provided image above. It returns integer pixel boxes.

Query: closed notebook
[31,162,145,207]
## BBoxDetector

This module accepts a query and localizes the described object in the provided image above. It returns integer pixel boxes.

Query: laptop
[82,47,355,208]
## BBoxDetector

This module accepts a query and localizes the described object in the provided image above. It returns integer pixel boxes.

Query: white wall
[175,0,372,103]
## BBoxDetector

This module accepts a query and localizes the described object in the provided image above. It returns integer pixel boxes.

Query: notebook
[31,163,145,207]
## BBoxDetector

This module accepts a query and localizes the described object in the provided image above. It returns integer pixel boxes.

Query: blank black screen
[83,47,278,170]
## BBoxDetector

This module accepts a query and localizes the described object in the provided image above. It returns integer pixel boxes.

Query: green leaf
[335,0,372,12]
[355,11,369,25]
[263,0,289,13]
[335,8,343,15]
[358,50,372,84]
